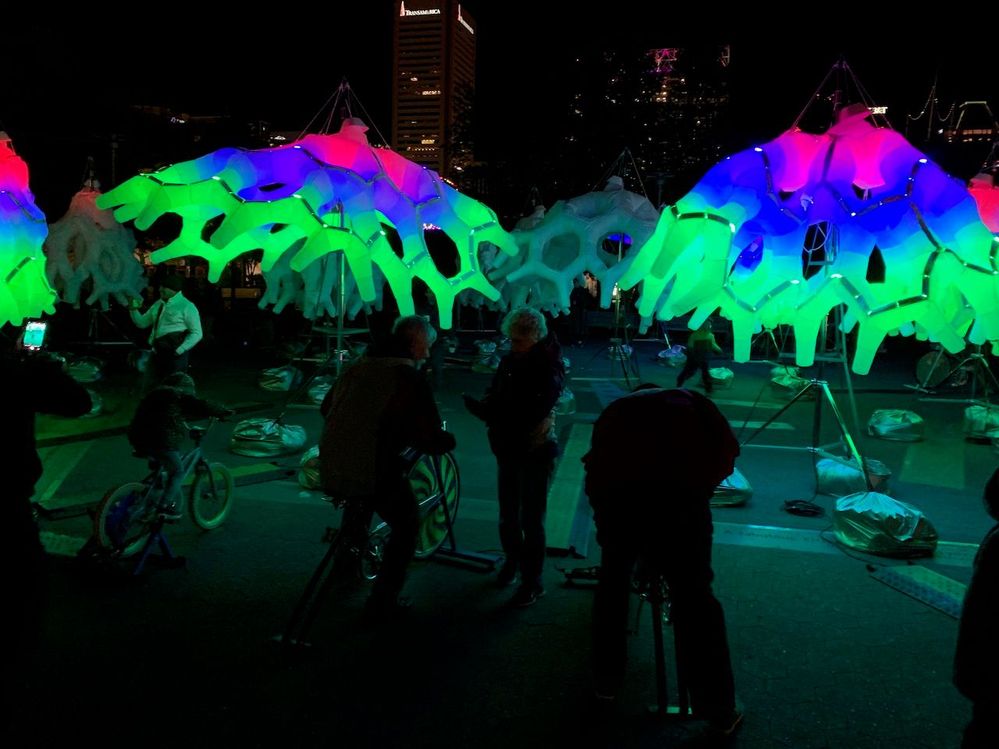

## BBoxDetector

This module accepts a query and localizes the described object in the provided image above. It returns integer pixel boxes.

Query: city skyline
[3,8,996,217]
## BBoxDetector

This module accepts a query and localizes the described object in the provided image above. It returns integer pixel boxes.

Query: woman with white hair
[464,307,565,607]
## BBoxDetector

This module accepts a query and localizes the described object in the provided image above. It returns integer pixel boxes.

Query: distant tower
[392,0,476,180]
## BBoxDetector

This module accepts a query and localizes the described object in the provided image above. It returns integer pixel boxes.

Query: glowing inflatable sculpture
[97,118,517,327]
[45,184,144,309]
[969,173,999,233]
[618,105,999,374]
[0,131,56,325]
[492,177,660,314]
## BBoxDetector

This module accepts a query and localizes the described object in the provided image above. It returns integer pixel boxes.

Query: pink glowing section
[97,117,518,327]
[0,139,30,194]
[0,133,56,325]
[970,174,999,232]
[621,106,999,376]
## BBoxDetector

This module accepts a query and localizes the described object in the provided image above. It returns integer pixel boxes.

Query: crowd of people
[11,289,999,746]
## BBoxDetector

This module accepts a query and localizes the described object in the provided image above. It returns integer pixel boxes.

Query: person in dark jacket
[2,350,91,733]
[583,385,742,738]
[320,315,456,619]
[127,372,230,520]
[464,307,565,607]
[954,467,999,748]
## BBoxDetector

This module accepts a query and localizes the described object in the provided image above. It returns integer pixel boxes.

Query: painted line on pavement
[36,442,94,505]
[712,399,783,410]
[732,421,794,431]
[546,423,593,553]
[714,522,975,568]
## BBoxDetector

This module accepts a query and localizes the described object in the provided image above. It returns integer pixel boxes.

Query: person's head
[502,307,547,352]
[985,467,999,521]
[391,315,437,363]
[632,383,662,393]
[161,372,196,396]
[698,319,713,332]
[159,275,184,300]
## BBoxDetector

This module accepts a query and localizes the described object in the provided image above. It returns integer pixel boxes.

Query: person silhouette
[583,384,742,738]
[955,466,999,748]
[2,345,91,732]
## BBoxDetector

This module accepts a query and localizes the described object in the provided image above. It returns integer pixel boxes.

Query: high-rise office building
[563,45,731,205]
[392,0,476,180]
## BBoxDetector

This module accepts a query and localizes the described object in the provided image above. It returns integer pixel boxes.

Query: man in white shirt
[129,274,203,392]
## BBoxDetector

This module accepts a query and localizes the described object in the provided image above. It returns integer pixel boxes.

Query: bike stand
[558,565,601,587]
[274,526,354,653]
[432,491,502,572]
[132,520,185,576]
[638,580,689,720]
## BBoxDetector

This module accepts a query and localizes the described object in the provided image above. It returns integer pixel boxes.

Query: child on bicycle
[127,372,231,520]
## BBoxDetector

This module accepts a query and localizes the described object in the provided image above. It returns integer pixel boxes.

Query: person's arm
[175,302,203,355]
[176,392,230,420]
[129,299,159,329]
[711,333,723,355]
[464,366,502,423]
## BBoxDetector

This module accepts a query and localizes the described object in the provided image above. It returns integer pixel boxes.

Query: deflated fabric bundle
[833,491,938,557]
[230,417,306,457]
[708,367,734,389]
[258,365,303,392]
[867,409,925,442]
[963,405,999,440]
[816,455,892,495]
[656,344,686,367]
[66,356,104,383]
[711,467,752,507]
[770,365,812,400]
[307,375,334,405]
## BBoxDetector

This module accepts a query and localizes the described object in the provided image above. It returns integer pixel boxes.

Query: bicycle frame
[138,442,206,510]
[96,418,228,563]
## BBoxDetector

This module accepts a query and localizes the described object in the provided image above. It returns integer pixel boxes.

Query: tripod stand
[739,378,873,495]
[607,289,640,387]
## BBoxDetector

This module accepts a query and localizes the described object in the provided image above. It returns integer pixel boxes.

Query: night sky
[3,6,996,217]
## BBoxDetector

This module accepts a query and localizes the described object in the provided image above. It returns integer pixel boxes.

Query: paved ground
[10,330,991,748]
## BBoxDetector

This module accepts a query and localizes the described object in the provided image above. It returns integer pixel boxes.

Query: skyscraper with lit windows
[392,0,476,180]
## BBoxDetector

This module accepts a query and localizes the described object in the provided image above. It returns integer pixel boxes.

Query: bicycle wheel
[915,350,957,388]
[94,482,156,557]
[189,462,234,530]
[410,452,461,559]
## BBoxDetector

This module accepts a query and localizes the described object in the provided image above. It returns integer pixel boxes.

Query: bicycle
[278,448,498,649]
[92,418,234,571]
[911,343,999,399]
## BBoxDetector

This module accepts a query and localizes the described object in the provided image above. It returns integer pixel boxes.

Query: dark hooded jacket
[319,346,455,498]
[466,335,565,459]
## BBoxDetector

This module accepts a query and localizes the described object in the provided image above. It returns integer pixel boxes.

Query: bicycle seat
[189,426,207,440]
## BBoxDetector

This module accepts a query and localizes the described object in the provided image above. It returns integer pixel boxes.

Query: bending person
[583,385,742,738]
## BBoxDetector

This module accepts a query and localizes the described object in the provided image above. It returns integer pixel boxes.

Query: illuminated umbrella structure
[97,118,518,329]
[44,183,144,309]
[614,104,999,374]
[0,131,56,326]
[491,177,660,315]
